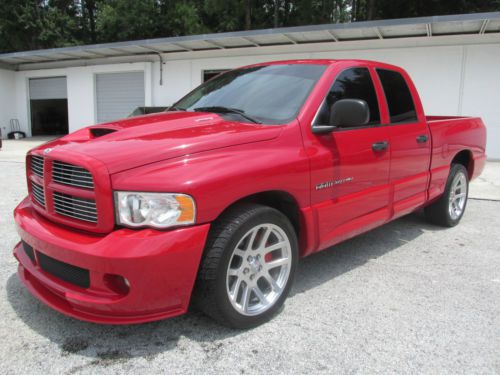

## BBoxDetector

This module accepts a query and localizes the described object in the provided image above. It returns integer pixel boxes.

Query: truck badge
[316,177,353,190]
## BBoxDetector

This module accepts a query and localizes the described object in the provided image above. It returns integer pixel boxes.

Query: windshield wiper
[193,106,262,124]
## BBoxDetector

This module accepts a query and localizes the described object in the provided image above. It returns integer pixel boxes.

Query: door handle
[416,135,428,143]
[372,141,388,151]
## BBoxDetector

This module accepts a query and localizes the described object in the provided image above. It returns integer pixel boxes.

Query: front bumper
[13,197,210,324]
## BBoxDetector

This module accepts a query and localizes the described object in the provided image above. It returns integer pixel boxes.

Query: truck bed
[426,115,487,202]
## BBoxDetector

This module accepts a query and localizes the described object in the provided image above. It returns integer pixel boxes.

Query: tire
[424,164,469,227]
[193,203,298,329]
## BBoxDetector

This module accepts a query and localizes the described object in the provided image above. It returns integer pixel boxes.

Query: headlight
[115,192,196,229]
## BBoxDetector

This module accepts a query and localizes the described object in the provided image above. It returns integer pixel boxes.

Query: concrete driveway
[0,139,499,374]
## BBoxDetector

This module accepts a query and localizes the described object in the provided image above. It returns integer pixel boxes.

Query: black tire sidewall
[213,207,298,329]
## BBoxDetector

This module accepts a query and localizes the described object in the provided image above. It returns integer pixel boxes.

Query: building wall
[460,44,500,159]
[3,40,500,158]
[0,69,16,138]
[12,62,152,135]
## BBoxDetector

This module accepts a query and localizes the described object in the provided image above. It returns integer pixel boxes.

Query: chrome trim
[52,161,94,189]
[31,156,44,178]
[53,192,97,223]
[31,182,45,207]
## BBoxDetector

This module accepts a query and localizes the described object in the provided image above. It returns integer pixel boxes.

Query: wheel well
[451,150,473,178]
[222,191,300,235]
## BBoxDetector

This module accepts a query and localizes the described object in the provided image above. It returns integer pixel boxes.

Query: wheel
[425,164,469,227]
[194,203,298,329]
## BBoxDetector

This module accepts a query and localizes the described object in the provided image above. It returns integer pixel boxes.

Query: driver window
[315,67,380,126]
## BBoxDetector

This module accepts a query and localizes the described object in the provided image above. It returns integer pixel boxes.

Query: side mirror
[330,99,370,128]
[312,99,370,134]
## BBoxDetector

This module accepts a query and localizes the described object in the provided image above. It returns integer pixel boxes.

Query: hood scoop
[90,128,118,138]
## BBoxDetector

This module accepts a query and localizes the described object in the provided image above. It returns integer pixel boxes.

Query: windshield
[172,64,327,124]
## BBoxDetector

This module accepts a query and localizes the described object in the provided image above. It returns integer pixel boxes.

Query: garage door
[29,77,68,136]
[95,72,145,123]
[29,77,67,100]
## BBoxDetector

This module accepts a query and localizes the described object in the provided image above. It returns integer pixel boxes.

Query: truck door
[375,68,431,218]
[309,66,391,250]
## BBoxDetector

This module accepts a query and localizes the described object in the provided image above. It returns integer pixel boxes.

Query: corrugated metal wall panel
[29,77,67,100]
[95,72,145,123]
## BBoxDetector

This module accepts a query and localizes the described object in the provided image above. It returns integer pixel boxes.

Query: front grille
[53,161,94,189]
[53,191,97,223]
[22,241,36,264]
[31,182,46,207]
[37,251,90,288]
[28,155,101,227]
[31,155,44,178]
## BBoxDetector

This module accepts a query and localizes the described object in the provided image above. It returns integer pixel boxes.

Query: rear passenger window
[377,69,417,124]
[315,67,380,126]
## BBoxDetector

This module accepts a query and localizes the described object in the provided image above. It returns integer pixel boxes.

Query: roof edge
[1,11,500,59]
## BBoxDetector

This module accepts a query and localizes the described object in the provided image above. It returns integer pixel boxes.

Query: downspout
[156,52,164,86]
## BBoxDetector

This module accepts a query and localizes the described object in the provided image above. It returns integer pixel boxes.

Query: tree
[0,0,499,53]
[79,0,99,44]
[0,0,80,52]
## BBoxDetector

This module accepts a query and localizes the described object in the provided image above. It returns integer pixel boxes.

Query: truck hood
[33,112,283,173]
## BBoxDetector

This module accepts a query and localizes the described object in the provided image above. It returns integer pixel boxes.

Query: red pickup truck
[13,59,486,328]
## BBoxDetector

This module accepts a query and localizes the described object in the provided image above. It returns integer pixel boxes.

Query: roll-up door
[29,77,67,100]
[95,72,145,123]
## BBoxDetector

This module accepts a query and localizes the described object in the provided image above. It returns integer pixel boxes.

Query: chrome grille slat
[31,187,44,198]
[52,169,94,177]
[31,156,44,178]
[52,194,96,205]
[55,182,94,189]
[54,200,96,213]
[52,172,93,180]
[53,199,96,210]
[52,165,92,173]
[51,175,94,184]
[32,190,45,203]
[52,161,94,189]
[51,178,94,189]
[53,164,92,174]
[53,192,97,208]
[32,168,43,177]
[53,192,97,223]
[31,182,44,194]
[31,182,45,207]
[32,165,44,174]
[31,159,43,167]
[53,206,97,221]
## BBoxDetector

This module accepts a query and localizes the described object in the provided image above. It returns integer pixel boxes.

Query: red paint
[14,197,210,323]
[13,59,487,324]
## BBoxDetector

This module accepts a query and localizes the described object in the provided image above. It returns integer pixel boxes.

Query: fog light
[103,274,130,295]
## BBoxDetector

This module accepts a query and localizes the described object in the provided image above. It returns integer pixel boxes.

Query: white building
[0,12,499,158]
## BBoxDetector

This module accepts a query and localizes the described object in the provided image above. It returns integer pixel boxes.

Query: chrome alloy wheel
[449,171,467,220]
[226,223,292,316]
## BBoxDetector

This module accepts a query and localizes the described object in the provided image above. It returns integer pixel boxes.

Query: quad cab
[13,60,486,328]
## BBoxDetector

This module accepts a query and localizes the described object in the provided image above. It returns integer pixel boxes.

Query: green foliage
[0,0,499,53]
[366,0,500,20]
[167,1,207,36]
[97,0,161,41]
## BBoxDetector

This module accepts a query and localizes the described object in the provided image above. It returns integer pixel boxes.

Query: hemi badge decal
[316,177,353,190]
